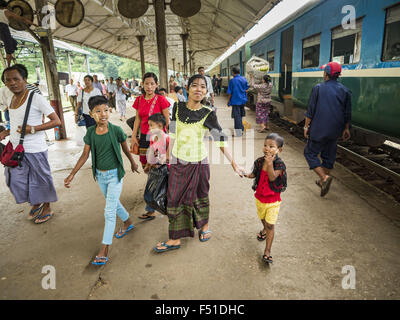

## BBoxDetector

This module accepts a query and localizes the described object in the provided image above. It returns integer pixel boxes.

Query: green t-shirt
[93,132,120,171]
[83,123,127,181]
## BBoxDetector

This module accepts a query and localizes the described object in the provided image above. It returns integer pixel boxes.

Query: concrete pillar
[153,0,168,89]
[67,51,73,80]
[35,0,66,140]
[35,65,41,82]
[86,55,90,74]
[180,34,189,75]
[188,50,193,76]
[172,58,175,76]
[136,35,146,78]
[0,49,7,68]
[178,62,181,74]
[227,58,230,83]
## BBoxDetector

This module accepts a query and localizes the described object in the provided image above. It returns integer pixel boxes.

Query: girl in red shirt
[130,72,170,220]
[245,133,287,264]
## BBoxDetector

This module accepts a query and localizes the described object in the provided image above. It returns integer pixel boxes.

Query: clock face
[55,0,85,28]
[170,0,201,18]
[7,0,34,31]
[118,0,149,19]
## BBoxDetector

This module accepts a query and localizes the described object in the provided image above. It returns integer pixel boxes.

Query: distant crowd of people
[65,75,142,123]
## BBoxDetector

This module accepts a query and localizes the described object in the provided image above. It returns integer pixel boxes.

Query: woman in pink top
[251,74,273,133]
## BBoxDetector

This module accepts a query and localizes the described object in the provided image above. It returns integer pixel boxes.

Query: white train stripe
[267,68,400,78]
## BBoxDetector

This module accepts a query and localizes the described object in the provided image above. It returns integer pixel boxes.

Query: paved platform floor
[0,96,399,299]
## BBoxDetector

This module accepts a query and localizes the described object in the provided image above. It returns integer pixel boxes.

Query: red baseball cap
[320,62,342,76]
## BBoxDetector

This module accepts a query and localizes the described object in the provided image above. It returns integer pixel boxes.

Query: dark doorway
[280,26,294,99]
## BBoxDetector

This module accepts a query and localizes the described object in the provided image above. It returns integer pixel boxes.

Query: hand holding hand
[233,164,245,178]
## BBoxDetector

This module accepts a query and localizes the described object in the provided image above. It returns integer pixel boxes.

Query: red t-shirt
[255,169,281,204]
[132,94,169,134]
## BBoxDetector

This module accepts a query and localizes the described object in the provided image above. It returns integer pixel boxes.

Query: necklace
[144,94,155,101]
[11,89,29,109]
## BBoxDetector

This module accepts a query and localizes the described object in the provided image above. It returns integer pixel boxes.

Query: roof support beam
[80,17,110,46]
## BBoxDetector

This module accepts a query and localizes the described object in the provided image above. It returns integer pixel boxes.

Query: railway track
[269,112,400,202]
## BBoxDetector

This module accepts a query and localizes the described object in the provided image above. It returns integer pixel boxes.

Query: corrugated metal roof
[19,0,281,70]
[10,30,91,55]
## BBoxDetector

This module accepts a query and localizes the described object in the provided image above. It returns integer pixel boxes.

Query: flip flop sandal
[315,180,322,188]
[262,255,273,264]
[199,230,212,242]
[34,212,53,224]
[115,224,134,239]
[91,256,109,266]
[28,205,43,220]
[320,176,333,197]
[138,213,156,221]
[153,242,181,253]
[257,230,267,241]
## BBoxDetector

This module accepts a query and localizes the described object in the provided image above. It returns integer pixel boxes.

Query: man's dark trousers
[231,105,245,136]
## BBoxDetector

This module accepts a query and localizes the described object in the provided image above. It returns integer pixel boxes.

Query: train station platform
[0,95,399,300]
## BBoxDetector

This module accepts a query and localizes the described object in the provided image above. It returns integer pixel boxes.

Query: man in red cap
[303,62,352,197]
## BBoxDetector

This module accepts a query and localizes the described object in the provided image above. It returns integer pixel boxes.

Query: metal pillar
[154,0,168,89]
[136,35,146,78]
[180,33,189,75]
[35,0,66,140]
[172,58,175,76]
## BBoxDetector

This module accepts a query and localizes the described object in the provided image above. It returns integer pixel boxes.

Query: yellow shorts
[255,199,281,225]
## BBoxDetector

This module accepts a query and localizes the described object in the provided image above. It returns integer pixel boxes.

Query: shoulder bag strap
[148,95,158,116]
[19,91,34,145]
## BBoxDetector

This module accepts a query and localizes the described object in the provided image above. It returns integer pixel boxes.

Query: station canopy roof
[23,0,281,70]
[11,29,90,56]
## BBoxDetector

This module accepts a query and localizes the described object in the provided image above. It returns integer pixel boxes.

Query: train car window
[302,34,321,68]
[382,3,400,61]
[267,50,275,71]
[331,18,363,64]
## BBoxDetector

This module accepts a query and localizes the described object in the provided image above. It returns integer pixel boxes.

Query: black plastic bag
[144,164,168,215]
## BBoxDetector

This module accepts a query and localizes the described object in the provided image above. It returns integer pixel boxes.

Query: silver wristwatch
[31,126,36,134]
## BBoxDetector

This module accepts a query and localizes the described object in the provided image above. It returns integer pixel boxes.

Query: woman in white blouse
[0,64,61,224]
[76,75,102,128]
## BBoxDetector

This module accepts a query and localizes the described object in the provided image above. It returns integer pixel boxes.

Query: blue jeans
[96,168,130,245]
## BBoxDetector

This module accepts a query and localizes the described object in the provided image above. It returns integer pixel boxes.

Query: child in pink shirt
[145,113,169,173]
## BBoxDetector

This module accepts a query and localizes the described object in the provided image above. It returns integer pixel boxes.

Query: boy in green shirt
[64,95,139,265]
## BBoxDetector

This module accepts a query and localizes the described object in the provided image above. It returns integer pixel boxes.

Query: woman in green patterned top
[154,74,244,253]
